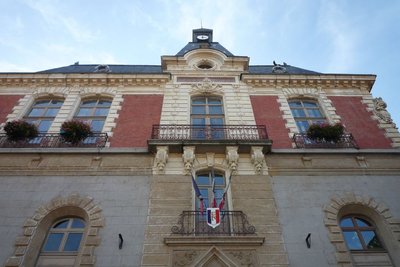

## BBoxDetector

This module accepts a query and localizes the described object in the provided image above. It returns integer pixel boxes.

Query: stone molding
[190,78,223,96]
[251,146,266,174]
[362,96,400,148]
[324,193,400,266]
[154,146,169,173]
[182,146,196,174]
[5,193,104,267]
[226,146,239,174]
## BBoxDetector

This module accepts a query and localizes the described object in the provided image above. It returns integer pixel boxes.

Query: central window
[191,96,224,139]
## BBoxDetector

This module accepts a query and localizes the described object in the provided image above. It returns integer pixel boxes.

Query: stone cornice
[242,74,376,91]
[164,236,265,246]
[0,73,170,87]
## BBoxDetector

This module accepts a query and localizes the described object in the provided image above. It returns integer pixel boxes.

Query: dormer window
[95,64,110,73]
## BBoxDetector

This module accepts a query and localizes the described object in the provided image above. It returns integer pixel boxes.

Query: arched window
[340,215,384,250]
[191,96,224,139]
[288,99,326,132]
[74,98,111,132]
[196,171,226,210]
[25,99,64,133]
[36,217,86,266]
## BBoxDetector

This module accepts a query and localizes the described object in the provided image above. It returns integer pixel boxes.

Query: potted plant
[307,123,344,142]
[60,120,92,144]
[3,120,38,142]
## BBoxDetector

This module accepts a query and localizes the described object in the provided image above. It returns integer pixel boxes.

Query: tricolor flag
[218,173,232,211]
[191,174,205,214]
[207,208,221,228]
[211,168,217,208]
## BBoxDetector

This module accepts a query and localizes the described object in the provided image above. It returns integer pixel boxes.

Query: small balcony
[148,124,272,153]
[292,133,358,149]
[0,133,108,148]
[170,210,256,236]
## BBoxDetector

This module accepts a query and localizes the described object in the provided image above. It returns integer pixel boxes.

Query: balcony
[0,133,108,148]
[292,133,358,149]
[170,210,256,236]
[148,124,272,153]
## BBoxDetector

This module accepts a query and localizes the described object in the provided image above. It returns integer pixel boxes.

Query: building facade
[0,28,399,267]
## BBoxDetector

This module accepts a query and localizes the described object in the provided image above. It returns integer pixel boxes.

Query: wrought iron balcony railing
[171,211,256,236]
[0,133,108,148]
[151,124,268,141]
[292,133,358,149]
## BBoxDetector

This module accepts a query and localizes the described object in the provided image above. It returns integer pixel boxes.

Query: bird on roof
[273,61,277,66]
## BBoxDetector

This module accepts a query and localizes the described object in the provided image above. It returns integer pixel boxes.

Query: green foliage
[60,120,92,144]
[307,123,344,142]
[4,120,38,141]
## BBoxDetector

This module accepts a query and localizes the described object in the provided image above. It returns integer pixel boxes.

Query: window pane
[28,108,44,117]
[192,106,206,114]
[71,219,85,229]
[45,108,60,117]
[197,176,209,185]
[34,100,51,107]
[208,98,222,104]
[296,121,309,133]
[355,218,371,227]
[38,120,52,132]
[291,109,306,118]
[81,100,97,107]
[63,233,83,251]
[343,231,363,250]
[43,233,64,251]
[53,219,69,229]
[340,218,354,227]
[209,106,223,115]
[361,231,383,249]
[303,102,318,108]
[289,101,302,107]
[91,120,105,132]
[214,176,224,185]
[97,100,112,107]
[210,118,224,125]
[50,100,63,106]
[76,108,92,117]
[307,109,323,118]
[94,108,109,116]
[192,98,206,104]
[192,118,206,125]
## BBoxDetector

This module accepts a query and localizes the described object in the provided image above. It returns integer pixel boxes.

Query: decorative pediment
[190,78,223,95]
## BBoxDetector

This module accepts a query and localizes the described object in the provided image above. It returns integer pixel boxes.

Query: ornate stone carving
[206,153,215,167]
[155,146,168,172]
[173,250,198,266]
[226,146,239,173]
[182,146,195,174]
[190,78,222,95]
[227,251,256,266]
[251,146,265,174]
[373,97,396,127]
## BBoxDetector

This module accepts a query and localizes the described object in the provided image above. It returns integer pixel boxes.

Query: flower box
[306,123,344,143]
[3,120,38,142]
[60,120,92,144]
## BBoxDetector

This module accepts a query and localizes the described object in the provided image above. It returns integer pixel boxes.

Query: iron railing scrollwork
[171,210,256,236]
[151,124,268,141]
[292,133,358,149]
[0,133,108,148]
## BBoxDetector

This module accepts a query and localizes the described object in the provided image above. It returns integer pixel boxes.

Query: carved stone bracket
[155,146,168,173]
[182,146,196,175]
[226,146,239,174]
[190,78,222,95]
[251,146,265,174]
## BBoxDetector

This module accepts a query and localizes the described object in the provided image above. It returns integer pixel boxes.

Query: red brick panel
[110,95,164,148]
[329,96,392,148]
[250,96,292,148]
[0,95,21,124]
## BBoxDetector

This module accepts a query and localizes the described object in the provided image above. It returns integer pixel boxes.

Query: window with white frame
[288,99,326,132]
[24,99,64,133]
[74,98,111,132]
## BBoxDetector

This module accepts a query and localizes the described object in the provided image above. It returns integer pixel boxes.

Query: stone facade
[0,28,399,267]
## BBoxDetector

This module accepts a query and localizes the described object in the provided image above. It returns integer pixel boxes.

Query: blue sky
[1,0,399,126]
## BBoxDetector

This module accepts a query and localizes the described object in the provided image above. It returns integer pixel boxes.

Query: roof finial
[201,19,203,29]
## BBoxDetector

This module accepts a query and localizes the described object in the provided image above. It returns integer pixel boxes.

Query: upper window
[191,96,224,139]
[340,215,384,250]
[41,218,86,253]
[289,99,326,132]
[25,99,64,132]
[74,98,111,132]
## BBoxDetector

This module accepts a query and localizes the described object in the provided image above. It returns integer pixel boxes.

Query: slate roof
[37,64,163,74]
[37,63,320,75]
[176,42,234,57]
